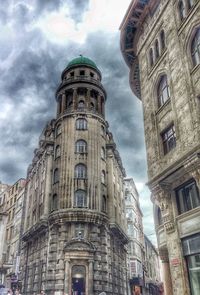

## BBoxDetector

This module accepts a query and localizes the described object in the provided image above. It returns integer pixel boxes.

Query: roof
[66,55,98,70]
[120,0,151,99]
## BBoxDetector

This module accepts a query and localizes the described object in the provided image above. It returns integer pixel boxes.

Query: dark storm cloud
[0,2,147,187]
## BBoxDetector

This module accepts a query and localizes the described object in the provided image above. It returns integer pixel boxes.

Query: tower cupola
[56,56,106,118]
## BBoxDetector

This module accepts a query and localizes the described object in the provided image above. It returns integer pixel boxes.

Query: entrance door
[71,265,86,295]
[72,277,85,295]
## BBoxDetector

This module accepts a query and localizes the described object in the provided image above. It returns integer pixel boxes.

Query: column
[43,148,53,216]
[72,88,77,110]
[62,93,66,113]
[86,88,91,109]
[88,260,94,295]
[64,260,70,295]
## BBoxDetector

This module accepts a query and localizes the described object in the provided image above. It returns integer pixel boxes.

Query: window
[53,168,59,183]
[102,195,107,212]
[70,71,74,77]
[74,224,85,238]
[55,145,61,158]
[149,48,154,67]
[80,70,85,76]
[52,194,58,211]
[56,124,61,136]
[155,39,159,59]
[182,234,200,295]
[161,124,176,154]
[90,72,94,78]
[75,164,87,179]
[157,75,170,107]
[176,180,200,214]
[75,140,87,153]
[76,118,87,130]
[74,190,87,207]
[178,1,186,21]
[101,147,105,159]
[160,30,165,51]
[101,170,106,184]
[191,28,200,67]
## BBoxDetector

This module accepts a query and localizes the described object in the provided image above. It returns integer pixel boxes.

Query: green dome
[67,55,98,70]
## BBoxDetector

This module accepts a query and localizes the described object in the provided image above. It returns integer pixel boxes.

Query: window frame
[75,164,87,179]
[53,168,59,184]
[74,190,87,208]
[161,124,176,155]
[176,179,200,214]
[157,75,170,108]
[75,140,87,154]
[76,118,87,130]
[191,28,200,67]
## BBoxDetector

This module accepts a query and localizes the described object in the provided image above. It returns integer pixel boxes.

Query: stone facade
[0,179,26,288]
[20,57,129,295]
[0,183,10,285]
[120,1,200,295]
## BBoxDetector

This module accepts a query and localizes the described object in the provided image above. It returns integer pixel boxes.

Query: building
[120,1,200,295]
[0,183,10,285]
[20,56,129,295]
[144,236,162,295]
[4,179,26,289]
[124,178,145,295]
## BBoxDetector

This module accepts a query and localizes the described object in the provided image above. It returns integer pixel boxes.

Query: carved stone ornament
[64,239,96,253]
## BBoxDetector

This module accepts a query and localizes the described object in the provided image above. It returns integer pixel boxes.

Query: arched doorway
[72,265,86,295]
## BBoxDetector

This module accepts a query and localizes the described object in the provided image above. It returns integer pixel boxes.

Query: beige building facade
[120,1,200,295]
[20,56,129,295]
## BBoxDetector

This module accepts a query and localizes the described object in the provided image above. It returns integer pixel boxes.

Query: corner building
[21,56,128,295]
[120,1,200,295]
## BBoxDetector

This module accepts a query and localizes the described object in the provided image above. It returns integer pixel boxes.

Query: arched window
[157,75,170,107]
[74,190,87,207]
[191,28,200,67]
[102,195,107,212]
[178,1,186,21]
[90,102,95,110]
[53,168,59,183]
[101,147,105,160]
[56,124,61,136]
[78,100,85,109]
[75,164,87,179]
[55,145,61,158]
[52,194,58,211]
[101,170,106,184]
[75,140,87,153]
[76,118,87,130]
[160,30,165,51]
[155,39,159,59]
[149,48,154,67]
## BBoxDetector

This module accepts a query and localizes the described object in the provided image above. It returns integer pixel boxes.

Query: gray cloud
[0,2,147,187]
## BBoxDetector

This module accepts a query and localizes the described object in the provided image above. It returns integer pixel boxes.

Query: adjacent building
[0,183,10,285]
[120,1,200,295]
[20,56,129,295]
[124,178,145,294]
[125,179,162,295]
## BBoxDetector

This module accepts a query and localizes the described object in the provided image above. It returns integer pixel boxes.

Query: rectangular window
[161,124,176,154]
[176,179,200,214]
[80,70,85,76]
[182,234,200,295]
[75,224,85,238]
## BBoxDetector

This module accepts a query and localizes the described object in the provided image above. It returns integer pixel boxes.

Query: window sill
[155,99,171,115]
[176,206,200,220]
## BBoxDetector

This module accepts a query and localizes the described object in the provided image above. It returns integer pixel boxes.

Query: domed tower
[21,56,128,295]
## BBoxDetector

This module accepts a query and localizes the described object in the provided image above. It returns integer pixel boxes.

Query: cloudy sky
[0,0,156,243]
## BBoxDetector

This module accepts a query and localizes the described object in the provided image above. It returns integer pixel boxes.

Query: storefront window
[182,234,200,295]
